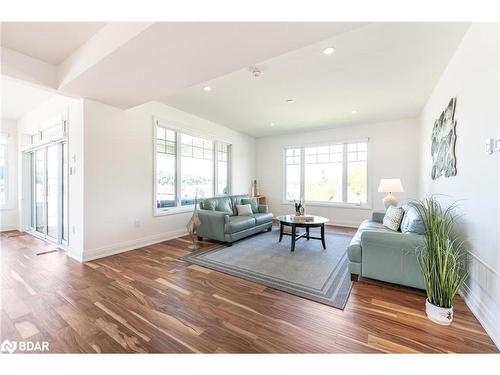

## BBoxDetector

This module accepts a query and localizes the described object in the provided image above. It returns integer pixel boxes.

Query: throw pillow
[400,203,426,234]
[236,204,253,216]
[241,198,258,213]
[383,206,404,231]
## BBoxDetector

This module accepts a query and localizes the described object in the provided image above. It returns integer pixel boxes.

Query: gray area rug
[182,229,353,309]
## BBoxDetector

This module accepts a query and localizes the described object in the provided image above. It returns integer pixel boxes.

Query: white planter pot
[425,299,453,325]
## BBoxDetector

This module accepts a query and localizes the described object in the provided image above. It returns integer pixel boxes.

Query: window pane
[62,143,68,241]
[217,144,229,195]
[304,161,343,202]
[181,134,213,205]
[217,161,228,195]
[348,160,367,204]
[156,125,176,209]
[157,153,176,208]
[285,148,301,200]
[157,127,166,140]
[286,164,301,201]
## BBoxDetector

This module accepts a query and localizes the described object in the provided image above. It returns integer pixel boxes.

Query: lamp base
[383,193,398,210]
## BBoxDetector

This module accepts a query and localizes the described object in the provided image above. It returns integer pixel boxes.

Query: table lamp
[378,178,404,209]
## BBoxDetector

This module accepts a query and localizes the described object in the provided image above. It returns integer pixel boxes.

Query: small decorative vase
[295,211,301,216]
[299,206,305,216]
[425,299,453,325]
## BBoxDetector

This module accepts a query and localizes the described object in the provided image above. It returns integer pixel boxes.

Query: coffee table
[275,215,329,252]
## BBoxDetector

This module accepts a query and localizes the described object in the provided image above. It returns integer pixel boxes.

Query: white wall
[1,118,19,231]
[82,100,256,260]
[418,23,500,348]
[256,118,420,226]
[17,95,85,259]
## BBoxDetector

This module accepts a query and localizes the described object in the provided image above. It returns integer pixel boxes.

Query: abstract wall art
[431,97,457,180]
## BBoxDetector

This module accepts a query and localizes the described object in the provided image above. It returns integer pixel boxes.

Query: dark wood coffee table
[276,215,329,252]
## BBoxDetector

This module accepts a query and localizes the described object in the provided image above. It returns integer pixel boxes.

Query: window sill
[154,206,195,217]
[281,201,372,210]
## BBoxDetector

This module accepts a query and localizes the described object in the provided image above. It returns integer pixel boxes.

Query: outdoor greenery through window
[155,121,231,213]
[284,140,368,206]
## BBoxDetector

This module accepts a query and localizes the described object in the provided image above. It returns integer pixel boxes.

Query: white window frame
[153,117,232,216]
[282,138,371,210]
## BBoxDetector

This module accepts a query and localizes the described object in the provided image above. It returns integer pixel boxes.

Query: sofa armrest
[360,230,424,252]
[257,204,269,214]
[197,209,230,241]
[371,211,385,223]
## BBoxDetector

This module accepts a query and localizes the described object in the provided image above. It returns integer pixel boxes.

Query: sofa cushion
[213,197,233,215]
[348,219,395,263]
[241,198,258,213]
[251,212,273,225]
[224,216,256,234]
[383,206,404,231]
[401,204,426,235]
[236,204,253,216]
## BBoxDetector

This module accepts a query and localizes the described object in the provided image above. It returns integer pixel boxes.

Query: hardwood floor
[1,228,498,353]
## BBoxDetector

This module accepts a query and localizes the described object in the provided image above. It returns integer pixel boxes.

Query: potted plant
[413,197,468,325]
[294,200,303,216]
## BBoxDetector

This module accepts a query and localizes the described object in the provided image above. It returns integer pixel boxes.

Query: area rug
[182,229,353,309]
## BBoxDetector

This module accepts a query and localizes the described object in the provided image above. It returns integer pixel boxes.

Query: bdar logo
[1,339,17,353]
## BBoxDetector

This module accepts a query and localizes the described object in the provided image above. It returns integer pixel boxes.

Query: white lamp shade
[378,178,404,193]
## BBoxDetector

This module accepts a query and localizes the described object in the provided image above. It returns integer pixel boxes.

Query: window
[285,148,301,200]
[180,134,214,206]
[156,127,176,208]
[347,142,368,204]
[284,140,368,206]
[217,143,230,195]
[154,120,231,214]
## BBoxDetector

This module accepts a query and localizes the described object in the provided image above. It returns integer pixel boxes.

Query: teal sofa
[348,210,425,289]
[197,195,273,246]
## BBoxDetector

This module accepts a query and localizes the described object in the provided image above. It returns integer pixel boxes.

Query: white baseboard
[0,225,19,232]
[82,229,188,262]
[459,251,500,350]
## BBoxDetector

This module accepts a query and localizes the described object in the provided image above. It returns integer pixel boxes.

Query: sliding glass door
[30,142,68,246]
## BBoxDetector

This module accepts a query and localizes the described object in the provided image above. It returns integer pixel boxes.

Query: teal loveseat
[348,210,425,290]
[197,195,273,246]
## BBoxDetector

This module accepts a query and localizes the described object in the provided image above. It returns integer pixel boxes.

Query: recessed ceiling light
[270,122,275,127]
[323,47,335,55]
[203,86,212,92]
[351,110,357,114]
[286,99,294,104]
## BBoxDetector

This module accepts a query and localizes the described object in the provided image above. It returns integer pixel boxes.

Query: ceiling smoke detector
[249,66,262,78]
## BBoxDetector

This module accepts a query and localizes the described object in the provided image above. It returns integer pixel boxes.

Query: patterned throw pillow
[236,204,253,216]
[383,206,404,231]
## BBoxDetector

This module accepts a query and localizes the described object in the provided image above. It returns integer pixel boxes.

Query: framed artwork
[431,97,457,180]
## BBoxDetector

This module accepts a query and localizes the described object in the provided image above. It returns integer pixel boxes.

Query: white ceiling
[1,22,105,64]
[162,23,469,137]
[1,76,56,120]
[56,22,366,108]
